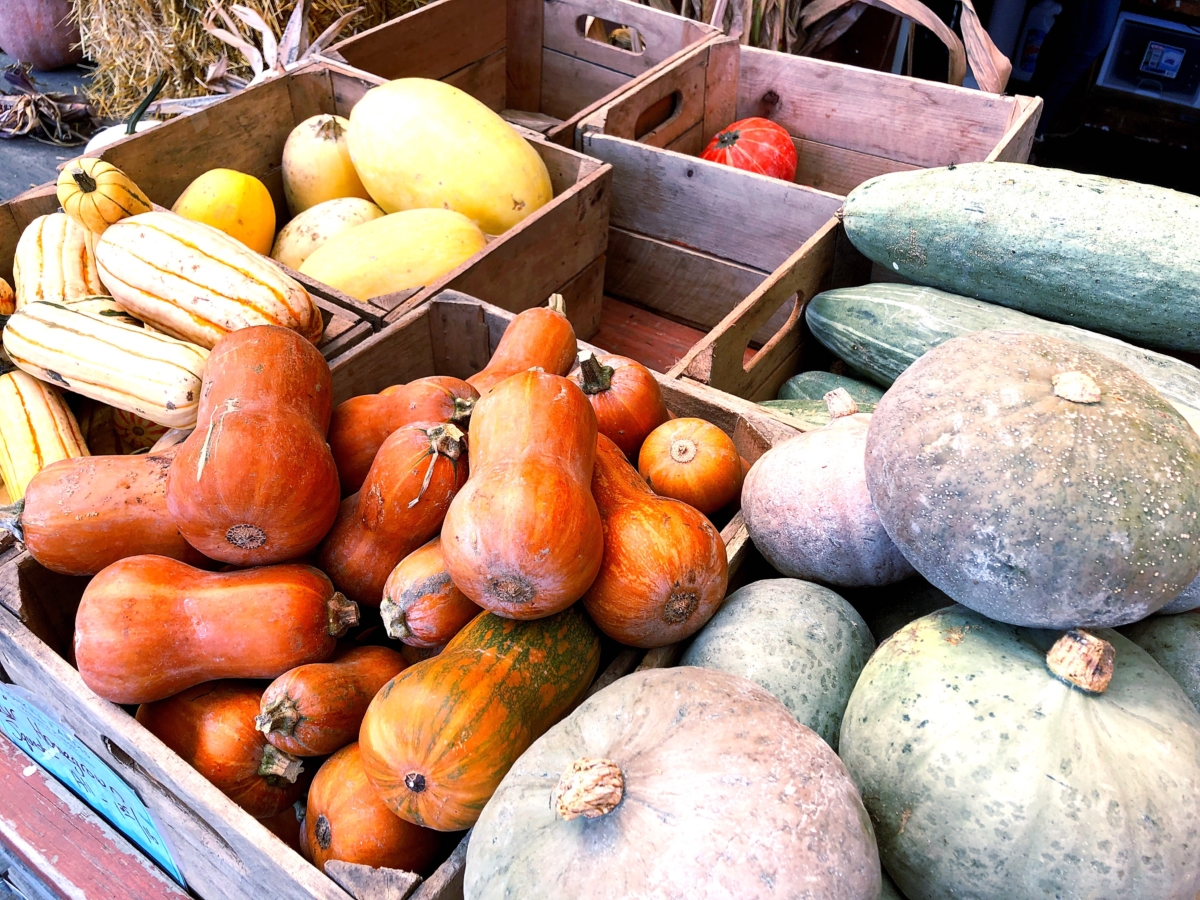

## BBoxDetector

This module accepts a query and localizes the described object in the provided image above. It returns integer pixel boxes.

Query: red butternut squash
[584,434,728,647]
[256,645,407,757]
[2,447,209,576]
[441,372,604,619]
[466,305,577,394]
[328,376,478,494]
[380,537,481,648]
[306,743,441,875]
[359,607,600,831]
[75,557,359,704]
[137,681,306,818]
[638,418,743,515]
[569,352,669,459]
[318,422,468,607]
[167,326,340,565]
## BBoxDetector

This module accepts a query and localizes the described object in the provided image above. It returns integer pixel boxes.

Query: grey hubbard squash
[1159,581,1200,615]
[1120,611,1200,713]
[743,390,913,587]
[776,370,884,404]
[840,606,1200,900]
[679,579,874,749]
[464,666,881,900]
[865,331,1200,628]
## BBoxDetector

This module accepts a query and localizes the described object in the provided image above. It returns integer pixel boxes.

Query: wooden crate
[323,0,720,146]
[0,291,803,900]
[575,40,1043,399]
[0,183,373,363]
[42,60,612,339]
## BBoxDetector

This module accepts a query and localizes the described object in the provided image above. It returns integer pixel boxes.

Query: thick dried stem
[577,353,614,395]
[327,592,359,637]
[70,167,98,194]
[823,387,859,419]
[255,697,300,737]
[554,758,625,820]
[380,598,411,640]
[258,744,304,784]
[1052,371,1101,404]
[450,397,475,425]
[548,293,566,315]
[0,498,25,543]
[315,115,345,141]
[1046,630,1114,693]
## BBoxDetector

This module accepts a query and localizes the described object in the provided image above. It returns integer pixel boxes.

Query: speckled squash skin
[359,607,600,831]
[743,414,914,587]
[1120,611,1200,713]
[1158,578,1200,615]
[840,606,1200,900]
[464,667,881,900]
[841,163,1200,353]
[680,579,874,749]
[776,370,884,404]
[865,331,1200,628]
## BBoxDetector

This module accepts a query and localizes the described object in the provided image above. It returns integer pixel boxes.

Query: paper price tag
[0,684,186,887]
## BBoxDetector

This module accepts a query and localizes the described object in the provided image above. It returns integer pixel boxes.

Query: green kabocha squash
[1120,611,1200,712]
[841,163,1200,353]
[465,667,881,900]
[776,370,884,404]
[865,330,1200,628]
[679,579,874,749]
[840,606,1200,900]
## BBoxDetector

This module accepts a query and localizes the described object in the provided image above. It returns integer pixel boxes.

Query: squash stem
[327,592,360,637]
[380,598,411,640]
[577,352,614,395]
[255,697,301,737]
[1046,630,1114,693]
[258,744,304,784]
[450,397,475,425]
[553,757,624,820]
[823,388,859,420]
[71,168,98,194]
[0,499,24,543]
[670,439,698,464]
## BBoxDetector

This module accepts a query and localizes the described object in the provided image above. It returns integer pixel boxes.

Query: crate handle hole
[577,16,647,55]
[634,91,683,140]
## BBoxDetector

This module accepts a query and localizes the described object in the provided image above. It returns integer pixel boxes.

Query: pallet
[0,291,803,900]
[577,39,1044,400]
[323,0,720,146]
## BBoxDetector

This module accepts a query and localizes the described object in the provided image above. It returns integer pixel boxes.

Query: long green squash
[805,283,1200,433]
[841,163,1200,352]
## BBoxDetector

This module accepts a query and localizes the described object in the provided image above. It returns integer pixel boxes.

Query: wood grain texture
[325,861,421,900]
[701,38,740,146]
[985,94,1043,164]
[0,730,188,900]
[443,50,508,113]
[409,833,468,900]
[583,132,840,273]
[541,49,632,121]
[793,139,920,195]
[591,296,707,373]
[580,45,710,147]
[506,0,544,112]
[542,0,711,76]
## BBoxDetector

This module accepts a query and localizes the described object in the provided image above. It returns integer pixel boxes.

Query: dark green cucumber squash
[866,331,1200,628]
[842,163,1200,352]
[1120,611,1200,712]
[804,283,1200,432]
[759,398,877,430]
[840,606,1200,900]
[777,371,884,404]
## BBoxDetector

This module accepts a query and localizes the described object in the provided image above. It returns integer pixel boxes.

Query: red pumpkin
[700,117,798,181]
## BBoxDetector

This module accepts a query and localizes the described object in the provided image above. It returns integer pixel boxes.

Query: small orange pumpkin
[638,418,743,515]
[569,352,669,459]
[380,537,481,648]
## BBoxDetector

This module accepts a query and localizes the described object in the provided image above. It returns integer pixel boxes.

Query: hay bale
[76,0,427,118]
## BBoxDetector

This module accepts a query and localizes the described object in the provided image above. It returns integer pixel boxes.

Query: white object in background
[84,119,163,155]
[1011,0,1061,81]
[987,0,1028,61]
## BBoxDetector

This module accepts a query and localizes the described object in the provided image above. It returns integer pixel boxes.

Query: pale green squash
[1120,611,1200,712]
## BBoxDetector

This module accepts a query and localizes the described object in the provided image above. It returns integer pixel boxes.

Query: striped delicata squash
[13,213,105,308]
[0,371,88,501]
[94,212,324,349]
[3,302,208,428]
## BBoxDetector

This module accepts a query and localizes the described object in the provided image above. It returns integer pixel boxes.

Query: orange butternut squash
[638,418,743,515]
[167,326,340,565]
[256,645,407,757]
[380,537,481,648]
[137,681,305,818]
[359,607,600,831]
[328,376,477,494]
[305,744,441,874]
[441,371,603,619]
[4,446,210,576]
[318,422,468,606]
[75,557,359,704]
[466,304,577,394]
[569,352,669,459]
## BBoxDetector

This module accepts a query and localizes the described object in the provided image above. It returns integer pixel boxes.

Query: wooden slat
[409,833,468,900]
[592,296,707,373]
[331,0,506,83]
[506,0,544,112]
[325,861,421,900]
[661,121,705,156]
[735,46,1019,168]
[0,731,189,900]
[792,138,920,195]
[285,67,338,124]
[555,254,607,340]
[985,94,1043,164]
[541,0,709,76]
[583,132,841,273]
[329,306,438,405]
[540,49,632,122]
[443,49,508,112]
[701,38,740,146]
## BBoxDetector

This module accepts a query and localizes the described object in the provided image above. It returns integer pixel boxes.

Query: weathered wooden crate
[40,60,612,339]
[0,182,373,363]
[323,0,720,146]
[576,39,1043,400]
[0,291,802,900]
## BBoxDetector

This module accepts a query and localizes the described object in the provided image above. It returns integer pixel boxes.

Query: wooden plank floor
[592,297,756,374]
[0,730,188,900]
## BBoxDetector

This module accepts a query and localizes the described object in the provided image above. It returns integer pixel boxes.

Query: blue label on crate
[0,684,186,887]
